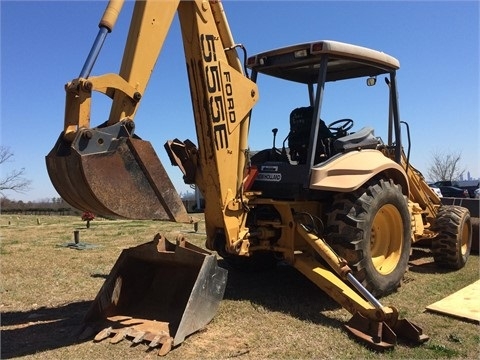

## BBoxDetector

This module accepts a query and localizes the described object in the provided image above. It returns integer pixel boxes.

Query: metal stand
[57,230,100,250]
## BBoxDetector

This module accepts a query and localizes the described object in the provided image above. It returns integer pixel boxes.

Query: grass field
[1,215,478,359]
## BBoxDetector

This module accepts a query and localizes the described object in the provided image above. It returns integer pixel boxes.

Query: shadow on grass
[90,273,109,280]
[408,247,452,274]
[220,259,342,327]
[1,301,91,359]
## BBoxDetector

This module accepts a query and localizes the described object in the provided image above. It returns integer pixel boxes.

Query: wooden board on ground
[426,280,480,322]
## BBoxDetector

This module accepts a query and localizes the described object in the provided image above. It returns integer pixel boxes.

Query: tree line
[0,197,80,216]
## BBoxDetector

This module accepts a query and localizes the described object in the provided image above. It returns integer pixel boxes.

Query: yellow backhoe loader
[46,0,472,355]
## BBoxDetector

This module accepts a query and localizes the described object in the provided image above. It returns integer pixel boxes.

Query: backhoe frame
[46,0,473,354]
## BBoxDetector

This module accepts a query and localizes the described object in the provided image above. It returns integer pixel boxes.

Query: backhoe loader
[46,0,472,355]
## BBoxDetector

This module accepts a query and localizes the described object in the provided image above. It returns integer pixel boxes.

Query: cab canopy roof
[247,40,400,84]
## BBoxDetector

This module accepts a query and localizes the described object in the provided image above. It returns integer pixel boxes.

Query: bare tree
[0,146,32,195]
[427,150,465,182]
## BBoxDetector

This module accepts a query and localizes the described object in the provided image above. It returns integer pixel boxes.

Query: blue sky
[1,0,479,202]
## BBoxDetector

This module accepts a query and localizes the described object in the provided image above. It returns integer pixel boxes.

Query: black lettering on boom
[206,66,220,93]
[223,71,235,124]
[201,34,217,62]
[210,95,225,123]
[214,124,228,149]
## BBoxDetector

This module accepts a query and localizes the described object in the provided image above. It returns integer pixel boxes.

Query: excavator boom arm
[47,0,258,228]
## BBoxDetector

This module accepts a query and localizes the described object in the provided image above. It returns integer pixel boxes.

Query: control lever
[272,128,278,148]
[270,128,279,160]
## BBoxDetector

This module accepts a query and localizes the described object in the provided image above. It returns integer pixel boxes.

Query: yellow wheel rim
[460,220,471,256]
[370,204,404,275]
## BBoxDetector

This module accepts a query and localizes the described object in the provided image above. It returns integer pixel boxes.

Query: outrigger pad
[46,124,190,222]
[345,312,429,351]
[83,235,228,355]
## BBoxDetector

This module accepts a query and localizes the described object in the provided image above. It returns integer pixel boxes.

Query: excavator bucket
[83,234,227,355]
[45,123,190,222]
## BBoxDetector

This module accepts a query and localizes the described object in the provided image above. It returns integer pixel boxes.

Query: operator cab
[246,40,401,200]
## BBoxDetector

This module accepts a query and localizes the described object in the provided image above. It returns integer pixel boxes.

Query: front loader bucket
[46,124,190,221]
[83,234,227,355]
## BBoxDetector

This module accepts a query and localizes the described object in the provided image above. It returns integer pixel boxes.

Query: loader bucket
[83,234,227,355]
[45,123,190,222]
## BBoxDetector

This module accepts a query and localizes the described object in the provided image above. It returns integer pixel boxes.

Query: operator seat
[333,126,380,152]
[288,106,333,164]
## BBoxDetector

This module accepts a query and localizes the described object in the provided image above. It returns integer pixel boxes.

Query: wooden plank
[426,280,480,322]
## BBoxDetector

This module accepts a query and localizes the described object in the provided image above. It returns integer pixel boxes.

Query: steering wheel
[328,118,354,135]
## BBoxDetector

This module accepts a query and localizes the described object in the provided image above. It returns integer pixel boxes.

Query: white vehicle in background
[429,184,443,198]
[475,187,480,199]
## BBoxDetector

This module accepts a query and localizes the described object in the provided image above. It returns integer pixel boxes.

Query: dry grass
[1,215,479,359]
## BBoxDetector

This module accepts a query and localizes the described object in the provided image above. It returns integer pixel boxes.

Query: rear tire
[327,179,411,297]
[432,205,471,269]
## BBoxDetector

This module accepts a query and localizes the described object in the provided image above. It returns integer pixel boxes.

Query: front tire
[327,179,411,297]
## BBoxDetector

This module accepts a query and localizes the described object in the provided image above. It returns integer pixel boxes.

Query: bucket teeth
[92,325,174,355]
[149,334,162,348]
[158,337,173,356]
[109,329,127,344]
[148,332,170,348]
[132,331,146,344]
[94,326,112,342]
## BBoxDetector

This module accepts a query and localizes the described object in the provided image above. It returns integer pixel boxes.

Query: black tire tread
[327,179,411,297]
[431,205,471,269]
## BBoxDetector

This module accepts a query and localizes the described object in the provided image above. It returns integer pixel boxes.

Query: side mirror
[367,77,377,86]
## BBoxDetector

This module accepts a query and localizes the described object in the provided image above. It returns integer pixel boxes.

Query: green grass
[0,214,478,359]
